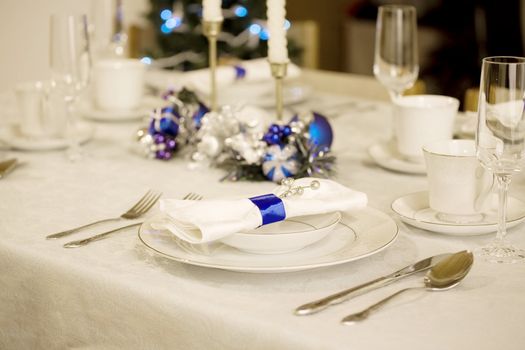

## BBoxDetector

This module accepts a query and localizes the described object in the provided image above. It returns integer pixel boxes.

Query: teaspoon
[341,250,474,324]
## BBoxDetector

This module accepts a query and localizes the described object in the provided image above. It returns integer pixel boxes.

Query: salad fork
[46,190,162,239]
[62,192,202,248]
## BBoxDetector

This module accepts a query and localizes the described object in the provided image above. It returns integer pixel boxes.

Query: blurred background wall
[0,0,524,109]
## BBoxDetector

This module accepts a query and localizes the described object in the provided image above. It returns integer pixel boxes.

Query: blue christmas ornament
[149,107,180,136]
[262,144,300,183]
[292,112,333,148]
[263,123,293,146]
[193,102,209,129]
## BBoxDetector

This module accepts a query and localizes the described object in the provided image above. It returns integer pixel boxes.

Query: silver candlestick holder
[203,20,223,112]
[270,61,289,122]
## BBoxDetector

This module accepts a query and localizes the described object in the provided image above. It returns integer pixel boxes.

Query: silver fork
[62,192,202,248]
[46,190,162,240]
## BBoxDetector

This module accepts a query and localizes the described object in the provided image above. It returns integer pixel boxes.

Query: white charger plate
[137,207,398,273]
[391,191,525,236]
[0,122,94,151]
[368,140,426,175]
[220,212,341,254]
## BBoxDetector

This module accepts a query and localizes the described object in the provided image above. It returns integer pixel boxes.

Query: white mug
[394,95,459,162]
[93,58,145,111]
[423,139,494,223]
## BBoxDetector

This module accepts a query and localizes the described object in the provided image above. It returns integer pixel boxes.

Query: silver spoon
[341,250,474,324]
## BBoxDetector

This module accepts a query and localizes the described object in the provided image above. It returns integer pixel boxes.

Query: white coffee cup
[15,81,49,137]
[423,139,494,223]
[16,81,69,138]
[93,58,145,111]
[394,95,459,162]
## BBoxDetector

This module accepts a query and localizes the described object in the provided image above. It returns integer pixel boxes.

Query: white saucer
[391,191,525,236]
[220,212,341,254]
[368,140,426,175]
[80,96,164,122]
[138,207,398,273]
[80,104,150,122]
[0,122,94,151]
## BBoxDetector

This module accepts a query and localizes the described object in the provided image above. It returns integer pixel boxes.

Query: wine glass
[373,5,419,101]
[476,56,525,263]
[49,14,91,161]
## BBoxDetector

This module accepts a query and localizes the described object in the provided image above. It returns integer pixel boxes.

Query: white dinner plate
[0,122,94,151]
[391,191,525,236]
[368,140,426,175]
[138,207,398,273]
[220,212,341,254]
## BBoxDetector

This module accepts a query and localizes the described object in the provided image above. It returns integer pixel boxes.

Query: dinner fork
[62,192,202,248]
[46,190,162,240]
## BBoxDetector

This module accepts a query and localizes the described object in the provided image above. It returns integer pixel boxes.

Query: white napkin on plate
[180,58,301,95]
[153,178,367,244]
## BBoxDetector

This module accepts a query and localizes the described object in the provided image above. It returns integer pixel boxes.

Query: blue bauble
[292,112,333,148]
[262,144,300,183]
[193,102,209,129]
[149,116,179,137]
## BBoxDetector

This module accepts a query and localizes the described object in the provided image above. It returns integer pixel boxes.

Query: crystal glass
[373,5,419,101]
[476,56,525,263]
[49,14,91,161]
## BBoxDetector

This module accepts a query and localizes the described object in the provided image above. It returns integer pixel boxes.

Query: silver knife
[294,251,462,316]
[63,222,142,248]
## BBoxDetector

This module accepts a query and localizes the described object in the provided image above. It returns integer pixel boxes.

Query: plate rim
[137,206,399,273]
[391,191,525,232]
[235,211,341,236]
[0,122,94,151]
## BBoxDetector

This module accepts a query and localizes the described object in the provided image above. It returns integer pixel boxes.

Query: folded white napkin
[153,178,367,244]
[180,58,301,95]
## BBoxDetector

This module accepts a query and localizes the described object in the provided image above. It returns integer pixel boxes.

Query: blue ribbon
[249,194,286,226]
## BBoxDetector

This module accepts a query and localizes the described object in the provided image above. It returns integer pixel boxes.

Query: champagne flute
[49,14,91,161]
[476,56,525,263]
[373,5,419,101]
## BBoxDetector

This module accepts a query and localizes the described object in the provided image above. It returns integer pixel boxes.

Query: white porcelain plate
[368,140,426,175]
[220,212,341,254]
[138,207,398,273]
[392,191,525,236]
[0,122,94,151]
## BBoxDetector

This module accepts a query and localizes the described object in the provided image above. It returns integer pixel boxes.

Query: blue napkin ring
[249,194,286,226]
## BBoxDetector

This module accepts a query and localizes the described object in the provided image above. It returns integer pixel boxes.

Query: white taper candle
[266,0,288,62]
[203,0,223,21]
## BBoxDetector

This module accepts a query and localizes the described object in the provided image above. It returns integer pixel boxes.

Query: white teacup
[93,58,145,111]
[15,81,49,137]
[394,95,459,162]
[15,81,66,138]
[423,139,494,223]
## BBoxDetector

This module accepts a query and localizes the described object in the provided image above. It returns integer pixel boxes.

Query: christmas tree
[145,0,300,70]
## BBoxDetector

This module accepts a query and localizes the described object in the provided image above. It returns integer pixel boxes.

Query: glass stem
[65,99,81,161]
[388,90,403,103]
[496,174,512,242]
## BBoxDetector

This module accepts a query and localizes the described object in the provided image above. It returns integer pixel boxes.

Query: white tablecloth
[1,71,525,350]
